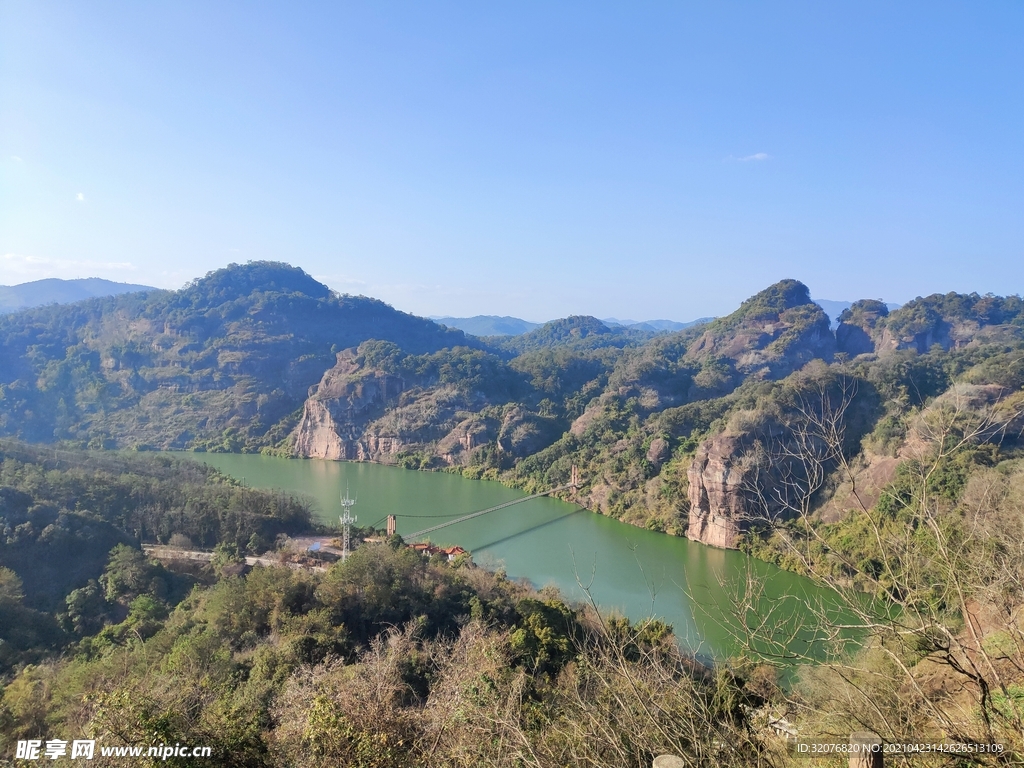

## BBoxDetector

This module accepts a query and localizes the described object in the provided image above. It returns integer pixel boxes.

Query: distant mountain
[0,277,156,314]
[433,315,711,337]
[603,317,713,332]
[431,315,541,336]
[814,298,901,329]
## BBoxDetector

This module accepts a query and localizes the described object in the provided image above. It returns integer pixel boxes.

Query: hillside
[0,277,155,314]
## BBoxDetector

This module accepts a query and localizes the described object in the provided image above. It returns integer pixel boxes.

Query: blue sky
[1,1,1022,321]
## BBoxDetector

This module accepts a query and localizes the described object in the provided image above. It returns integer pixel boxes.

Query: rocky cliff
[293,351,406,460]
[291,346,564,466]
[685,434,751,548]
[837,293,1024,357]
[684,425,810,549]
[685,280,836,381]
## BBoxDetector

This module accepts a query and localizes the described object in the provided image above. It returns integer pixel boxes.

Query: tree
[0,566,24,603]
[100,544,166,604]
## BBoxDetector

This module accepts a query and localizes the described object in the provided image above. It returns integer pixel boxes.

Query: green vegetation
[0,442,314,674]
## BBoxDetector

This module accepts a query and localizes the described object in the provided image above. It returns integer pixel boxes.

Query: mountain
[602,317,713,332]
[0,262,473,449]
[813,298,901,329]
[0,277,156,314]
[432,315,711,337]
[431,315,541,336]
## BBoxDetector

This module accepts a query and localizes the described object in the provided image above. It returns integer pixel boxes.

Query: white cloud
[738,152,770,162]
[76,192,85,202]
[10,155,22,162]
[0,253,137,283]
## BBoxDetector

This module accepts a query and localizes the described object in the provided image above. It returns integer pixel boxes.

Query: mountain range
[0,261,1021,553]
[430,315,710,336]
[0,277,887,335]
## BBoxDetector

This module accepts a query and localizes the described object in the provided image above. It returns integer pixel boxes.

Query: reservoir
[191,452,840,662]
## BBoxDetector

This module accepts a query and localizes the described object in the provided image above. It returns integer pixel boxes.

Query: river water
[189,452,839,662]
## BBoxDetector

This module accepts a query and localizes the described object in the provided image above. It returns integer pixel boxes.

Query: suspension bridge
[394,464,580,541]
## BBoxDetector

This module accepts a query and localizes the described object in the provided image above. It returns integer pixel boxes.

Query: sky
[1,1,1022,322]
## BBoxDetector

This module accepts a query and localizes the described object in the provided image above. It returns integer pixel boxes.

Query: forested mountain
[0,262,473,450]
[603,317,711,332]
[432,315,706,337]
[432,315,541,336]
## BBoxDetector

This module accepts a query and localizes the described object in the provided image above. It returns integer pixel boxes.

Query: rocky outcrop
[496,406,562,457]
[858,293,1024,356]
[686,427,816,550]
[685,384,860,548]
[685,435,751,548]
[293,351,405,460]
[836,299,888,356]
[293,350,561,466]
[435,415,500,464]
[646,437,670,467]
[685,281,836,381]
[873,320,1023,356]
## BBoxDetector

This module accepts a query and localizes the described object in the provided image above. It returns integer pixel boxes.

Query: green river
[190,453,842,663]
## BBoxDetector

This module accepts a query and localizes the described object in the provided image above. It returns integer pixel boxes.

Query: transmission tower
[340,484,357,562]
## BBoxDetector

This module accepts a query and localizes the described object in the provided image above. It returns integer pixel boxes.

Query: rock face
[685,281,836,382]
[685,435,751,548]
[293,352,405,460]
[836,299,889,356]
[685,413,844,549]
[838,294,1024,358]
[873,320,1023,355]
[293,349,564,466]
